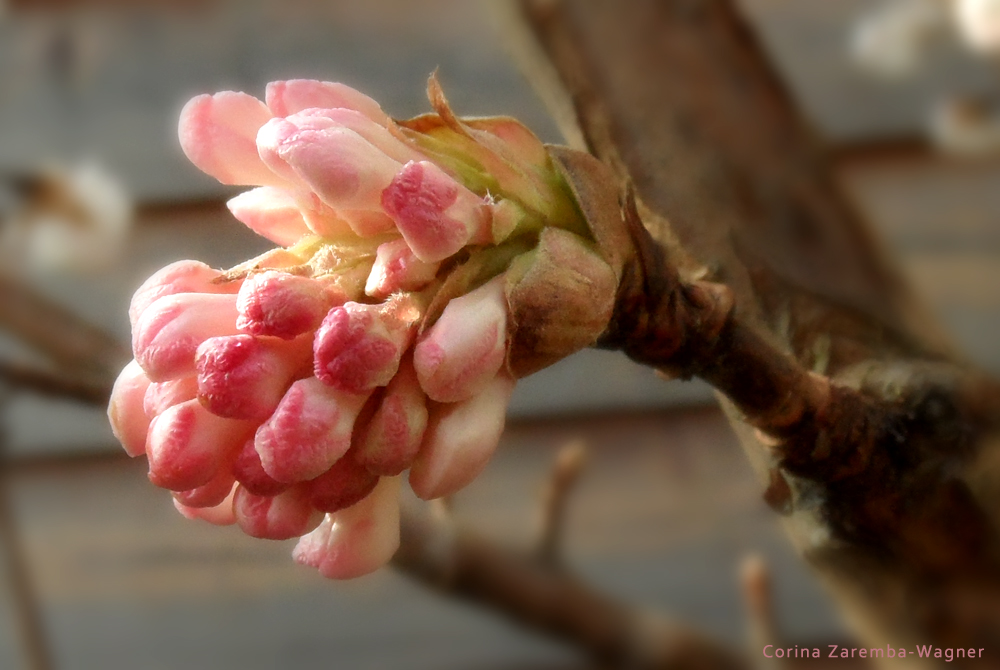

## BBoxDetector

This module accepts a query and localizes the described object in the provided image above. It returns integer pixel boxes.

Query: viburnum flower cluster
[108,77,620,579]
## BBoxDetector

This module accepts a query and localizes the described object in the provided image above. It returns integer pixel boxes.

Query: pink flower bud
[233,485,322,540]
[232,438,290,497]
[254,377,370,483]
[414,276,507,403]
[257,119,402,221]
[292,476,401,579]
[196,334,312,421]
[313,295,420,394]
[173,471,236,509]
[129,260,238,329]
[355,359,428,476]
[226,187,311,245]
[282,107,422,165]
[306,452,379,513]
[236,271,338,340]
[365,238,440,299]
[381,161,490,262]
[178,91,281,187]
[143,376,198,418]
[173,488,237,526]
[265,79,389,126]
[108,360,152,458]
[146,399,254,491]
[409,372,515,500]
[133,292,241,382]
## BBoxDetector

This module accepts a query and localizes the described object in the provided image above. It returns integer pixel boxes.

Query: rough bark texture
[508,0,1000,662]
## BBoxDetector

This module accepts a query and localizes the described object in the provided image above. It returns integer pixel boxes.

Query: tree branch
[509,0,1000,654]
[393,497,748,670]
[0,358,114,406]
[0,270,129,378]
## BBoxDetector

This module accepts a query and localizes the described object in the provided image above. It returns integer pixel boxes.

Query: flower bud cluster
[109,78,619,579]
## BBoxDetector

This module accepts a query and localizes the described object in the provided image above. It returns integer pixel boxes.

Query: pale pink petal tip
[293,476,401,580]
[365,238,440,299]
[132,292,241,382]
[265,79,389,126]
[409,373,516,500]
[108,360,152,458]
[414,276,508,403]
[381,161,489,263]
[226,187,311,245]
[255,377,369,483]
[178,91,281,186]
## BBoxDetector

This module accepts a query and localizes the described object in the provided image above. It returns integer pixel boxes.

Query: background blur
[0,0,998,668]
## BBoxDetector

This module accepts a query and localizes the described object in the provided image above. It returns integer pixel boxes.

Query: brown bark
[507,0,1000,661]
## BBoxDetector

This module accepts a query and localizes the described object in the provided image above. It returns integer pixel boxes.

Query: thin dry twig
[740,555,780,669]
[0,270,128,378]
[535,439,587,566]
[0,413,54,670]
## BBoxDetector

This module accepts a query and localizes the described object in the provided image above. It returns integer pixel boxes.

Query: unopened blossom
[254,376,369,483]
[365,238,440,299]
[413,276,507,403]
[109,76,623,582]
[236,271,337,339]
[133,292,241,381]
[108,360,151,458]
[409,373,516,500]
[293,477,401,580]
[313,294,420,394]
[355,358,428,476]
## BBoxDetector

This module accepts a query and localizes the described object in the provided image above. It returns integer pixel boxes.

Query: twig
[535,439,587,566]
[393,497,748,670]
[0,358,114,406]
[740,555,780,669]
[0,270,129,378]
[510,0,1000,653]
[0,409,54,670]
